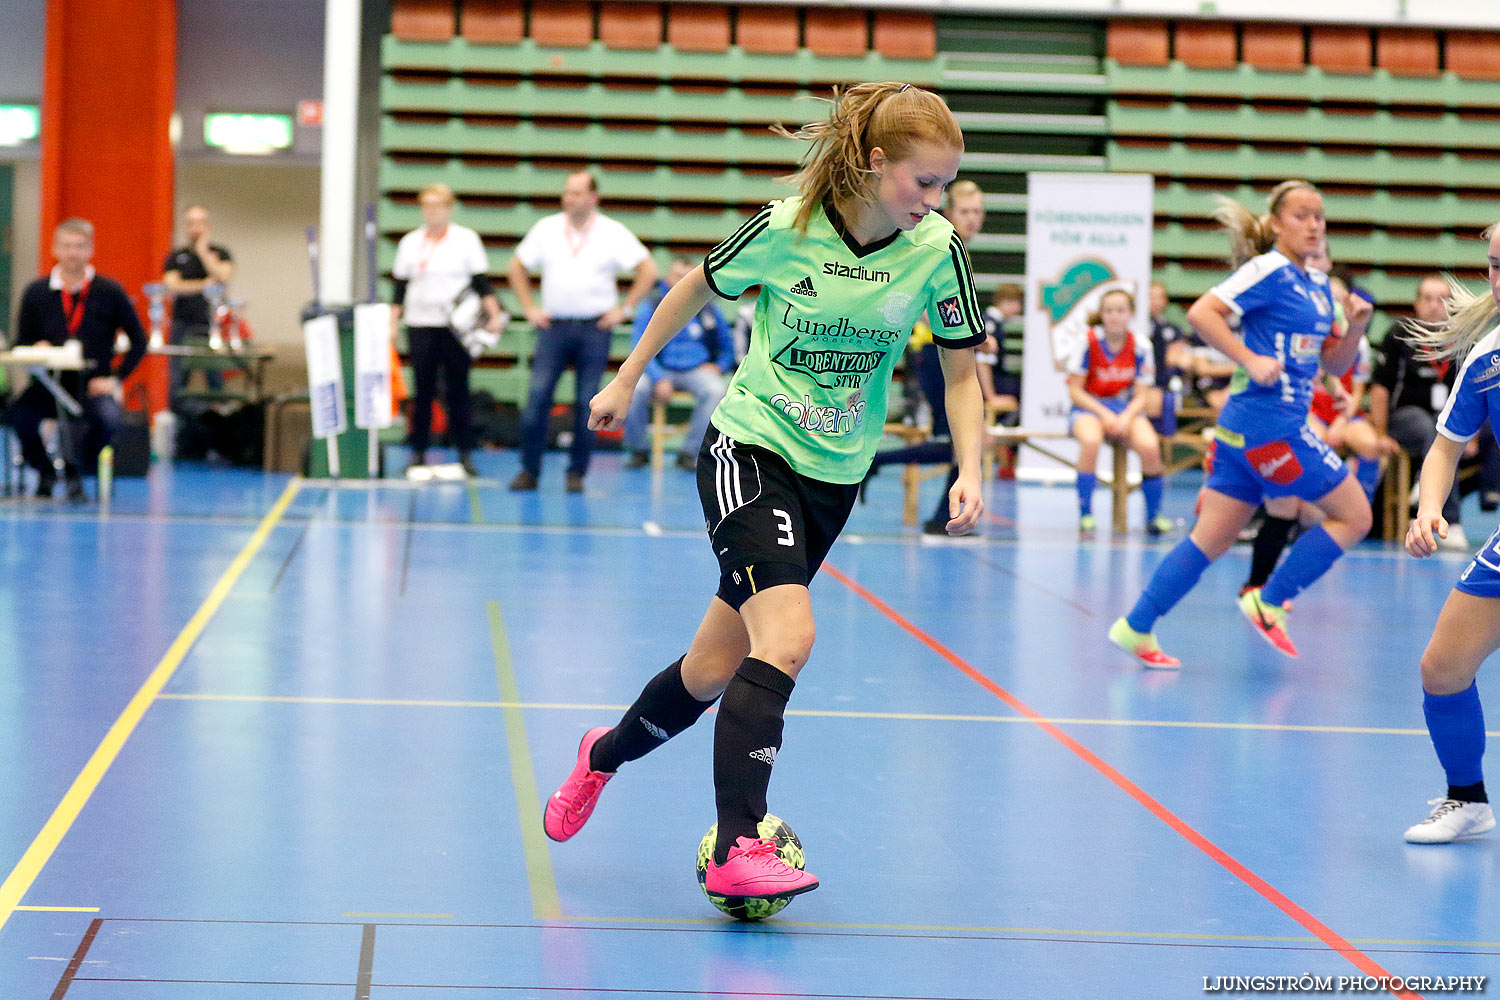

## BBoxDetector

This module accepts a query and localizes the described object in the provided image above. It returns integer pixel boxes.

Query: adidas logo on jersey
[639,718,668,741]
[748,746,778,765]
[789,276,817,297]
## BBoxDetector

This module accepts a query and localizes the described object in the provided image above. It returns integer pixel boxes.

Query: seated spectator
[978,282,1023,423]
[1066,288,1171,538]
[1371,275,1472,549]
[623,258,734,470]
[1147,280,1190,434]
[8,218,147,500]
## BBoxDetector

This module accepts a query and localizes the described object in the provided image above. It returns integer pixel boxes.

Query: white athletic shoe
[1403,798,1496,844]
[1438,524,1472,552]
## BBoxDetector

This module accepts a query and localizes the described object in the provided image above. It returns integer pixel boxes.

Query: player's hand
[1345,295,1373,331]
[1244,354,1283,386]
[1406,510,1447,557]
[588,378,635,432]
[484,311,506,335]
[87,376,118,397]
[945,472,984,535]
[525,307,551,332]
[653,378,675,403]
[1379,434,1402,457]
[596,306,626,331]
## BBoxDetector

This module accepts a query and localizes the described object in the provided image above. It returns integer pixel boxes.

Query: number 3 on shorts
[773,509,795,547]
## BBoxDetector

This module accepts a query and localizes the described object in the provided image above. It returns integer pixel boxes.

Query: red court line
[822,562,1423,1000]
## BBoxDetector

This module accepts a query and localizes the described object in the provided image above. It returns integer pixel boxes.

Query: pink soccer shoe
[704,836,820,899]
[544,727,614,842]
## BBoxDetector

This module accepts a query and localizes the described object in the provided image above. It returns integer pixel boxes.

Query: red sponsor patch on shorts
[1244,440,1303,486]
[1204,439,1217,475]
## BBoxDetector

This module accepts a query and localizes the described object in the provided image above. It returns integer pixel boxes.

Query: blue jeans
[623,365,727,458]
[519,317,611,477]
[7,382,123,476]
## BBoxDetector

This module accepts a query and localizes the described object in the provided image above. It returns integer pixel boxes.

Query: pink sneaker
[544,727,614,842]
[1238,588,1299,658]
[704,837,820,899]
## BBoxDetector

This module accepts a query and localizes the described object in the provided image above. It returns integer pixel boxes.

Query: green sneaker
[1108,617,1181,669]
[1079,514,1097,538]
[1146,515,1175,537]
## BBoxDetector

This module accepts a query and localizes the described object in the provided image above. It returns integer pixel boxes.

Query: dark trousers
[1389,405,1463,524]
[913,344,948,437]
[7,382,123,477]
[170,320,224,396]
[519,317,611,477]
[407,326,473,457]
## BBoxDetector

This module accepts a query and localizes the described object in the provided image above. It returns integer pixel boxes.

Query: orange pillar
[40,0,176,416]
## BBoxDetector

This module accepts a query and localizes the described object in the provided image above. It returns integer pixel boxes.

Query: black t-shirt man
[1372,321,1458,415]
[163,243,233,329]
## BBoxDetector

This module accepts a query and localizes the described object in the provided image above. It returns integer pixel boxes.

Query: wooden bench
[1379,449,1413,543]
[649,390,697,472]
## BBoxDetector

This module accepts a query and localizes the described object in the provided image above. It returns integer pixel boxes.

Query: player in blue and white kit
[1108,180,1373,667]
[1400,223,1500,844]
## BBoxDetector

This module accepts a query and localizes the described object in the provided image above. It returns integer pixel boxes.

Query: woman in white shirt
[390,183,505,475]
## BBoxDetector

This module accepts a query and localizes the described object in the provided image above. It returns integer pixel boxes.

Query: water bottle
[151,410,177,461]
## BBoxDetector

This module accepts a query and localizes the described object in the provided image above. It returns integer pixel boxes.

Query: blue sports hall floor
[0,448,1496,999]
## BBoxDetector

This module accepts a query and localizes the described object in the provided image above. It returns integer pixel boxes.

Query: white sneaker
[1403,798,1496,844]
[1438,524,1471,551]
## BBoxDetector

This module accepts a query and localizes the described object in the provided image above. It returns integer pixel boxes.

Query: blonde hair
[1087,288,1135,328]
[773,82,964,235]
[418,183,455,205]
[946,180,983,208]
[1403,223,1500,364]
[1212,180,1321,267]
[55,218,94,241]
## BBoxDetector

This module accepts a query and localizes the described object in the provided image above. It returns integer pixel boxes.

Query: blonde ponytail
[773,82,963,235]
[1403,227,1500,364]
[1213,179,1320,267]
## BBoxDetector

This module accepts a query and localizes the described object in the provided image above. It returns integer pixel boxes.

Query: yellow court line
[14,906,99,913]
[558,914,1500,948]
[0,477,303,936]
[467,481,485,524]
[487,601,562,921]
[150,692,1487,738]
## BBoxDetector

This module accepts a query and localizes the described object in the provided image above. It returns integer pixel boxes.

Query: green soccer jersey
[702,196,985,484]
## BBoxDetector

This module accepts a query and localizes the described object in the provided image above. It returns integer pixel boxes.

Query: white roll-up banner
[304,313,348,440]
[1020,172,1155,483]
[352,304,395,430]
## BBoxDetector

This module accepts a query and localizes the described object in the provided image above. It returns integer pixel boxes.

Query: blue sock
[1125,538,1211,633]
[1077,472,1096,516]
[1142,474,1163,520]
[1424,683,1486,788]
[1260,524,1344,606]
[1354,459,1380,501]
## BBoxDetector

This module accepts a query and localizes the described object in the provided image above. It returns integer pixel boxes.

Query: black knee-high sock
[589,657,717,774]
[1244,515,1296,590]
[712,657,795,865]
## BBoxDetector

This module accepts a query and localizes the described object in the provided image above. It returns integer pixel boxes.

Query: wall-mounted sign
[0,105,40,146]
[204,112,293,154]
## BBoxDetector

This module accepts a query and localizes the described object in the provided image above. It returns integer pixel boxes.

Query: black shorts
[696,425,859,611]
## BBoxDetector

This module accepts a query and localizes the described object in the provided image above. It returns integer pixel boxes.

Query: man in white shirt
[507,171,658,492]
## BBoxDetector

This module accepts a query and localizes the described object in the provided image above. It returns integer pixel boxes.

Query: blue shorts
[1069,395,1130,435]
[1204,422,1348,505]
[1456,527,1500,599]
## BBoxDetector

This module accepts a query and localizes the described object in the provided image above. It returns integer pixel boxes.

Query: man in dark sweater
[8,218,147,500]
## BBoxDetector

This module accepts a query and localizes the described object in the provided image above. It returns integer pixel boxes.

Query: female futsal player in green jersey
[543,82,988,905]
